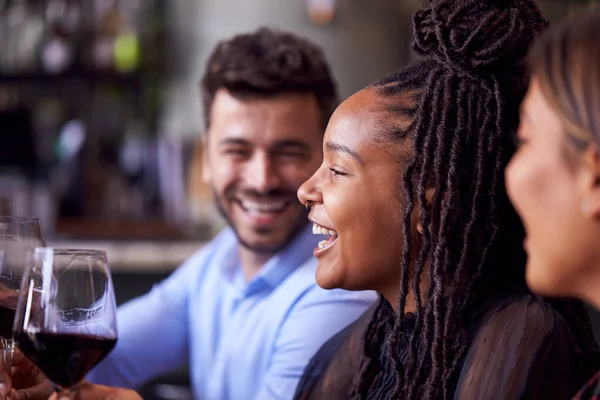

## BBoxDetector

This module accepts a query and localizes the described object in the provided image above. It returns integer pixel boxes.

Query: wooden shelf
[0,70,142,86]
[54,217,187,241]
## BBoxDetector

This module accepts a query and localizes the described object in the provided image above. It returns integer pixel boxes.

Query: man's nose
[244,153,282,193]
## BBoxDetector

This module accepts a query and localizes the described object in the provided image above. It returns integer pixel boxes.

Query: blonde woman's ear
[581,144,600,218]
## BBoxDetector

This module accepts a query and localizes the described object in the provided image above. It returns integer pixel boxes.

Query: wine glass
[0,216,45,390]
[13,248,118,399]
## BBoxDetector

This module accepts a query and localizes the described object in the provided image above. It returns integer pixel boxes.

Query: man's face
[203,89,324,254]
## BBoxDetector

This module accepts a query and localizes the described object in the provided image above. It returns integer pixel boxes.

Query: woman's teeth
[312,223,336,235]
[312,223,338,250]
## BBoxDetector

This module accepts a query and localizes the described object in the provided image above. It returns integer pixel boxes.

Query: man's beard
[212,186,309,255]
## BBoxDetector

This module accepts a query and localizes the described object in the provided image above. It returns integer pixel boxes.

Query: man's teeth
[241,200,287,214]
[312,223,336,235]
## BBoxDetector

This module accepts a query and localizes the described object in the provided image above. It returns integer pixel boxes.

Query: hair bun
[412,0,547,73]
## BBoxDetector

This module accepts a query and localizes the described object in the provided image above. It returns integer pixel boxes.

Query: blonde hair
[529,5,600,148]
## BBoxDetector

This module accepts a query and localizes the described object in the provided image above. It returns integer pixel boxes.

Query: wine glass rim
[34,247,108,260]
[0,215,42,223]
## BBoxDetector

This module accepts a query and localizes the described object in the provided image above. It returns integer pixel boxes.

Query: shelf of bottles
[0,0,170,238]
[0,0,165,81]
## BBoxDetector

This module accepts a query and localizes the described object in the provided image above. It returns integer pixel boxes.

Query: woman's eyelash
[329,167,347,177]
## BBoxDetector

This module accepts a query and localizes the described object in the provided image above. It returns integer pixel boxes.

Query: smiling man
[87,28,376,400]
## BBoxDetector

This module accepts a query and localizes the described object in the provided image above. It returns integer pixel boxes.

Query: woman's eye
[329,167,348,177]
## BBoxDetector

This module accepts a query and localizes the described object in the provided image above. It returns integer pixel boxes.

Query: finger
[70,382,141,400]
[0,369,11,396]
[10,360,39,389]
[46,383,141,400]
[8,351,25,368]
[8,381,53,400]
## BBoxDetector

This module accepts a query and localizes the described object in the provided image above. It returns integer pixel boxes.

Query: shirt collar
[221,223,319,298]
[255,223,318,289]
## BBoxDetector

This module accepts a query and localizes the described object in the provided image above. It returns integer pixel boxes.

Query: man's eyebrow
[218,138,251,146]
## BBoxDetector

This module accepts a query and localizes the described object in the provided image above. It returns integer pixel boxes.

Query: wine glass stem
[1,338,14,391]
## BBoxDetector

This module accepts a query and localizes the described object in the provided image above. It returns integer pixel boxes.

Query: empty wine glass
[0,216,45,391]
[13,248,118,399]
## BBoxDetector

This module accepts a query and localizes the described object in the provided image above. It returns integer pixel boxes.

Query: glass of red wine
[13,248,118,399]
[0,216,46,391]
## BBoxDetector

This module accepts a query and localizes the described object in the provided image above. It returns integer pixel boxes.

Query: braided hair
[350,1,600,399]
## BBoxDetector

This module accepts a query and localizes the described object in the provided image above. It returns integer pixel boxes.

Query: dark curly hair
[201,27,338,130]
[350,1,600,399]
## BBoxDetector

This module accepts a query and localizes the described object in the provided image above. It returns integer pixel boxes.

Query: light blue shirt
[88,224,376,399]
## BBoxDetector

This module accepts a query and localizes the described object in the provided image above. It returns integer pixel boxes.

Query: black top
[573,371,600,400]
[295,293,589,399]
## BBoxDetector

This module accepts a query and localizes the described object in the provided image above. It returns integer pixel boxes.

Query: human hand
[0,348,52,400]
[47,382,141,400]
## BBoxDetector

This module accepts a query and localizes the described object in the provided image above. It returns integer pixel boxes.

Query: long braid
[440,82,493,398]
[432,78,468,398]
[394,69,444,399]
[410,74,455,399]
[403,71,441,376]
[438,81,472,399]
[424,74,459,399]
[440,77,503,397]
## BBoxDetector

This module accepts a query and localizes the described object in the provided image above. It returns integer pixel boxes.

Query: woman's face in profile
[506,78,600,298]
[298,88,412,299]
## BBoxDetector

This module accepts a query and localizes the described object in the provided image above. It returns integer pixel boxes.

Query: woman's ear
[580,143,600,219]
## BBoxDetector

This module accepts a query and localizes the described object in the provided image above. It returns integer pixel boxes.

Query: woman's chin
[525,261,568,297]
[315,262,346,290]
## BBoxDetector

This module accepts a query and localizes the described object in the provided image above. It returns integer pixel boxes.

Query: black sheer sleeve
[293,302,376,400]
[455,295,585,400]
[573,371,600,399]
[295,294,588,400]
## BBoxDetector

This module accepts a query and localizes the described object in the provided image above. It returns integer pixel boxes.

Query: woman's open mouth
[312,222,338,252]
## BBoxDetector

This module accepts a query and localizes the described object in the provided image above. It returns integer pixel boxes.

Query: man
[86,28,376,399]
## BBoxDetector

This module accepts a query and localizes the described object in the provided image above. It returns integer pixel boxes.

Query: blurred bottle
[113,0,141,73]
[157,136,187,224]
[40,0,80,74]
[0,0,45,74]
[89,0,120,72]
[30,175,56,238]
[0,172,28,217]
[117,120,146,218]
[87,0,140,74]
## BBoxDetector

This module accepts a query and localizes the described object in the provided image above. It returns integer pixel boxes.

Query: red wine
[0,294,18,339]
[15,332,117,388]
[0,305,16,339]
